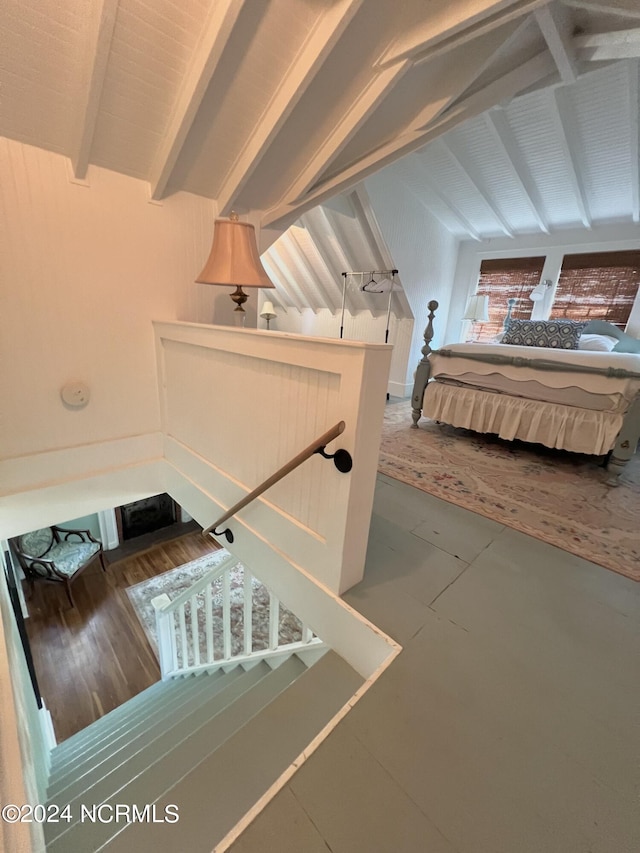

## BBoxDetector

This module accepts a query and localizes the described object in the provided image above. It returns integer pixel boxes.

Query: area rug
[126,549,303,665]
[379,402,640,581]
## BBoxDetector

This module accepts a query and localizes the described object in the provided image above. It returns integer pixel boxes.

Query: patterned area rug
[379,402,640,581]
[126,549,303,663]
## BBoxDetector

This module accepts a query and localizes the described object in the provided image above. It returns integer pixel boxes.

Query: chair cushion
[19,528,54,558]
[47,541,100,577]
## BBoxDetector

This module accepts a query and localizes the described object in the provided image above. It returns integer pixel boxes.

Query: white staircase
[44,649,362,852]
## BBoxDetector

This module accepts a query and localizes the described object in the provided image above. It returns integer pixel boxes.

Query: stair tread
[48,668,239,796]
[45,662,277,838]
[57,651,362,853]
[51,676,189,759]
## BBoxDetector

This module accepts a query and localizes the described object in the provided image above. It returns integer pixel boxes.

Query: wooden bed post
[411,300,438,428]
[607,395,640,484]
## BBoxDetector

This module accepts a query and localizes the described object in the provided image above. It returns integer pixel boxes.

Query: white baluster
[243,569,253,656]
[269,593,280,650]
[190,594,199,668]
[301,624,313,644]
[178,605,188,671]
[152,594,174,678]
[222,568,231,660]
[205,583,213,663]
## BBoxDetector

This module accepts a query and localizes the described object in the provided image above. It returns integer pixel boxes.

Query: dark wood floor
[24,527,220,743]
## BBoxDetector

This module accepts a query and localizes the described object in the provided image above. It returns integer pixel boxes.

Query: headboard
[583,320,640,353]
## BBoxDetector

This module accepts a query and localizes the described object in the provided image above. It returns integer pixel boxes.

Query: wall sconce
[260,301,276,329]
[196,212,275,316]
[529,280,552,302]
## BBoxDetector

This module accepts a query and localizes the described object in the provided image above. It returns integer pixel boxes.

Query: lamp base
[230,285,248,312]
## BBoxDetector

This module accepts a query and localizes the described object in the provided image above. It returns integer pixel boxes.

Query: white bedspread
[429,343,640,403]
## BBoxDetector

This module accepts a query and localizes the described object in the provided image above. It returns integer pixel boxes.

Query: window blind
[550,251,640,329]
[475,257,546,341]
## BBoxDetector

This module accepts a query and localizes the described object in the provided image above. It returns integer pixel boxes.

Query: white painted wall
[363,170,460,379]
[0,139,217,463]
[448,222,640,343]
[0,555,46,853]
[261,306,414,397]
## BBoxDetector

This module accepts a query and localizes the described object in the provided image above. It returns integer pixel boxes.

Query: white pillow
[578,334,618,352]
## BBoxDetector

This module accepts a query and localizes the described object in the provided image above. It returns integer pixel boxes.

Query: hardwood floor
[24,530,221,743]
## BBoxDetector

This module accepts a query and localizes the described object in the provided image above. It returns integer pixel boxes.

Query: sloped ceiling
[1,0,640,310]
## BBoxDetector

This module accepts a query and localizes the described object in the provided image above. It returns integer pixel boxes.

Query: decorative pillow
[577,334,618,352]
[502,319,588,349]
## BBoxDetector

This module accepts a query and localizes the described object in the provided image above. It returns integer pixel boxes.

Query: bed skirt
[423,381,624,456]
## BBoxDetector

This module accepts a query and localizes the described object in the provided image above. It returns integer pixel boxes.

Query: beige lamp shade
[196,215,274,289]
[463,294,489,322]
[260,301,276,320]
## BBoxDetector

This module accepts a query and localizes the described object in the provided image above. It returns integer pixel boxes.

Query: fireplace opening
[118,494,177,541]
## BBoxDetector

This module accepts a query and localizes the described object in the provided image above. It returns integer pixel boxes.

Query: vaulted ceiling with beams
[2,0,640,310]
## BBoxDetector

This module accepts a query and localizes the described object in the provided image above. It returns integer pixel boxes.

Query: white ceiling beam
[380,0,547,66]
[409,159,483,241]
[262,52,556,229]
[534,2,578,84]
[564,1,640,21]
[287,62,410,204]
[629,60,640,222]
[485,107,551,233]
[217,0,363,215]
[298,211,356,310]
[280,232,337,312]
[436,139,514,236]
[549,88,591,228]
[576,27,640,60]
[148,0,246,201]
[261,253,305,314]
[71,0,118,180]
[305,207,369,314]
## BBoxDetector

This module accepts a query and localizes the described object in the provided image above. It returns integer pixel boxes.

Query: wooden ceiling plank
[549,88,592,228]
[485,107,551,233]
[437,139,514,236]
[71,0,119,180]
[410,158,483,241]
[534,1,578,84]
[282,231,337,312]
[261,253,304,314]
[299,211,356,309]
[262,52,556,230]
[148,0,246,201]
[216,0,363,215]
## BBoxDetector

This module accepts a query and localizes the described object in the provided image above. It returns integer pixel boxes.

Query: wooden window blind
[475,257,546,341]
[550,251,640,329]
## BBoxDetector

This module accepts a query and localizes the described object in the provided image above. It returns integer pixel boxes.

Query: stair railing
[152,553,321,679]
[202,420,352,544]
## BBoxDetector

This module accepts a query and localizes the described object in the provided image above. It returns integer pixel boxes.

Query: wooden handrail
[203,420,350,540]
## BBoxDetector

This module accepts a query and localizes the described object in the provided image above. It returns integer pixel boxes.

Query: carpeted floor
[379,402,640,581]
[127,550,303,665]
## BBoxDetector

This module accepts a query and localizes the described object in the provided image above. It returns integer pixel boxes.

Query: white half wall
[263,307,414,397]
[154,322,392,594]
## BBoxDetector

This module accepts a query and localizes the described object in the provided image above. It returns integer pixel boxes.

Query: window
[475,257,546,341]
[550,251,640,328]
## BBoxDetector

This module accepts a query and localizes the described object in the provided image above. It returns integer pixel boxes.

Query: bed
[410,302,640,482]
